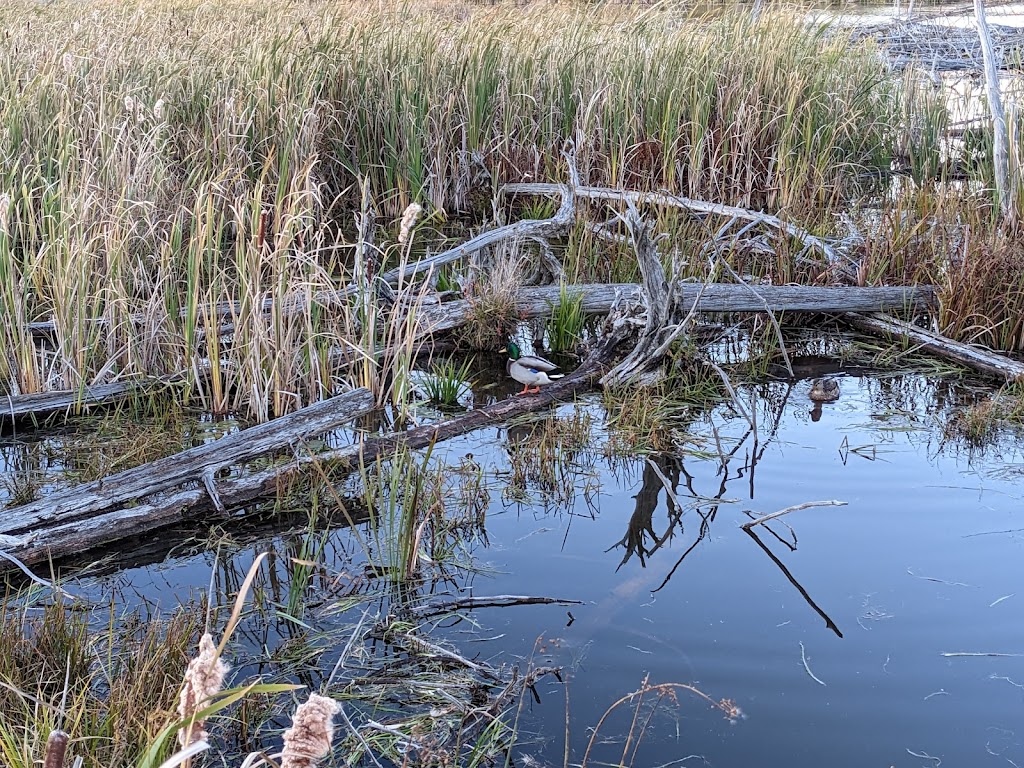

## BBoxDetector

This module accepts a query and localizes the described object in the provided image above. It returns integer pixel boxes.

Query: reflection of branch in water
[743,527,843,638]
[651,506,714,593]
[606,454,682,568]
[609,384,793,586]
[746,382,794,500]
[649,417,764,591]
[743,510,796,551]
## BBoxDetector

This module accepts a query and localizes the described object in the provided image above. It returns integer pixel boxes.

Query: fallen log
[416,283,938,338]
[841,312,1024,381]
[0,333,626,570]
[0,388,375,544]
[1,383,138,423]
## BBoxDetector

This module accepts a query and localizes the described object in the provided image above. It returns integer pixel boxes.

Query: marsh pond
[4,0,1024,765]
[4,333,1023,768]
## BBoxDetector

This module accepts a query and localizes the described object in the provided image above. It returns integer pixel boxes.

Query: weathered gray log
[841,312,1024,381]
[1,383,137,422]
[416,283,938,338]
[500,182,848,267]
[601,207,690,388]
[0,388,374,543]
[0,334,626,570]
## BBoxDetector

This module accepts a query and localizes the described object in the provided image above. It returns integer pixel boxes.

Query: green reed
[546,283,586,353]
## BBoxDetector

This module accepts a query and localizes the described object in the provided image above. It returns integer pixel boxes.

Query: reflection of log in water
[608,453,682,569]
[3,501,374,587]
[743,527,843,638]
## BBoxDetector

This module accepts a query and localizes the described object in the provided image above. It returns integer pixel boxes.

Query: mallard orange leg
[517,383,531,395]
[529,385,541,394]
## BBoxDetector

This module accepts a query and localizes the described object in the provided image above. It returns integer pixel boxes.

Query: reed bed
[0,0,906,414]
[0,596,202,768]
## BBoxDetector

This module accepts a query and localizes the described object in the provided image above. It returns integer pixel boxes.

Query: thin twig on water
[941,651,1024,657]
[906,748,941,765]
[742,500,847,529]
[907,568,972,587]
[799,642,826,686]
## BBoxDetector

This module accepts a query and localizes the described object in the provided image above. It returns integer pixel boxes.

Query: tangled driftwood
[4,181,1024,572]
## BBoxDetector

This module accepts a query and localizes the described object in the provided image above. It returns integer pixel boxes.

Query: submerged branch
[412,595,584,619]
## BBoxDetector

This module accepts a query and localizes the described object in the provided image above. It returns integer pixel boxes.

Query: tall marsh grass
[0,0,906,411]
[0,597,202,768]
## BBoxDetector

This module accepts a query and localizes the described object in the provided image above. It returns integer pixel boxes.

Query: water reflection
[3,368,1024,766]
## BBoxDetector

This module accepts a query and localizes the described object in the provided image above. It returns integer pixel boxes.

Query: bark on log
[416,284,937,338]
[0,388,375,544]
[841,312,1024,381]
[0,333,626,570]
[1,383,137,423]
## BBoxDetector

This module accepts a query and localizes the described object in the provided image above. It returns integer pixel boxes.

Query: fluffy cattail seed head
[398,203,423,245]
[280,693,340,768]
[176,633,229,748]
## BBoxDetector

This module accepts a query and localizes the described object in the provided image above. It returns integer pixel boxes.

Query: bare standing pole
[974,0,1013,220]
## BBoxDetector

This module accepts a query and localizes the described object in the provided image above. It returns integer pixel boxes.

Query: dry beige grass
[0,0,905,414]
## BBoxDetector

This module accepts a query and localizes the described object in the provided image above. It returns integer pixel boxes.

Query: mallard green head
[506,341,521,360]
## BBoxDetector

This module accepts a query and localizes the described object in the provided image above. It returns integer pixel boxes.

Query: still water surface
[32,371,1024,767]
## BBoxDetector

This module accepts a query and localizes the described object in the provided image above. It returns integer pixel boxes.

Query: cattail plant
[397,202,423,246]
[280,693,341,768]
[176,633,229,748]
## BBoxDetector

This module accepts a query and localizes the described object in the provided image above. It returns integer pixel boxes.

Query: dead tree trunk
[974,0,1013,219]
[842,312,1024,381]
[601,207,690,388]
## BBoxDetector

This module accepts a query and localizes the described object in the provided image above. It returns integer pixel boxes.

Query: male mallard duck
[808,378,840,403]
[506,341,563,395]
